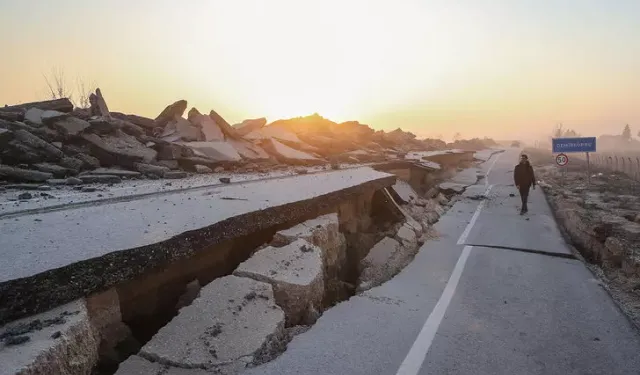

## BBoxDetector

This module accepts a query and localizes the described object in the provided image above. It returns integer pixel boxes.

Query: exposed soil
[526,148,640,329]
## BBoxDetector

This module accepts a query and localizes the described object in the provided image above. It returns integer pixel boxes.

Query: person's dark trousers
[519,186,530,213]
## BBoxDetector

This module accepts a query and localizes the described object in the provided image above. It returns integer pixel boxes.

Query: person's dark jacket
[514,162,536,189]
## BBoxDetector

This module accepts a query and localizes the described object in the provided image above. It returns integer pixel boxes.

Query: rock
[271,213,347,280]
[213,166,224,173]
[89,88,110,117]
[66,177,84,185]
[79,175,122,184]
[33,163,72,178]
[154,100,188,128]
[604,236,626,264]
[260,138,323,165]
[0,165,53,182]
[396,223,418,248]
[190,113,224,141]
[140,275,284,371]
[0,98,74,113]
[90,168,141,178]
[358,237,401,290]
[228,138,270,160]
[82,131,157,167]
[134,163,169,177]
[51,141,62,149]
[185,141,242,162]
[12,129,64,160]
[436,193,449,205]
[234,239,324,325]
[81,187,97,193]
[164,171,187,179]
[195,165,212,174]
[233,118,267,136]
[219,177,231,184]
[175,279,202,310]
[110,112,155,129]
[51,117,91,137]
[18,192,33,200]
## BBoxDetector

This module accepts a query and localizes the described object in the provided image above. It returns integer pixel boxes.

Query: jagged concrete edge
[0,174,395,325]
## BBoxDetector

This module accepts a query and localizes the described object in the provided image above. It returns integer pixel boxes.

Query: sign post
[552,137,597,185]
[555,153,569,185]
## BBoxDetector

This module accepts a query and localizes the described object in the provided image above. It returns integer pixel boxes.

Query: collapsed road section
[0,150,499,375]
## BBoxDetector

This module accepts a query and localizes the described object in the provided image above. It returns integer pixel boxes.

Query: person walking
[513,154,536,215]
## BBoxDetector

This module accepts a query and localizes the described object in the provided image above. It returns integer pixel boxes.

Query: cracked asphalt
[244,148,640,375]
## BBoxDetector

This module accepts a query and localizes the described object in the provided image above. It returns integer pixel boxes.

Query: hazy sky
[1,0,639,141]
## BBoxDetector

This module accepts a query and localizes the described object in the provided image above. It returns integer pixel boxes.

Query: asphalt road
[245,148,640,375]
[0,167,392,283]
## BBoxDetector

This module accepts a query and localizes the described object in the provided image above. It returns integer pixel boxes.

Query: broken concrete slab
[190,114,224,142]
[0,167,395,324]
[32,163,72,178]
[140,275,285,372]
[0,300,99,375]
[396,223,418,248]
[271,213,347,280]
[162,117,202,142]
[89,88,110,118]
[12,129,64,161]
[0,98,74,114]
[234,239,325,325]
[155,100,188,128]
[259,138,323,165]
[51,116,91,137]
[233,118,266,136]
[228,139,270,160]
[82,131,157,167]
[110,112,156,129]
[357,237,400,291]
[245,126,302,144]
[0,128,12,146]
[209,110,241,140]
[184,141,242,162]
[0,165,53,182]
[391,180,418,204]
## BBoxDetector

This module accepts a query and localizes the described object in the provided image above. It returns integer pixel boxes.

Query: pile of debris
[1,89,456,185]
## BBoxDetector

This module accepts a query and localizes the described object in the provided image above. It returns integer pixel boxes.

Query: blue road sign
[552,137,596,153]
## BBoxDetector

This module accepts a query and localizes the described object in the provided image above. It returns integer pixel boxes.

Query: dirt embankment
[526,148,640,328]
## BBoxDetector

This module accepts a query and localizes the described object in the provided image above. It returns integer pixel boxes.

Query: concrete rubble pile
[0,91,454,186]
